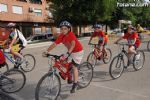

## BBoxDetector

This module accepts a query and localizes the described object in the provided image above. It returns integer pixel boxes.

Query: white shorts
[68,50,84,65]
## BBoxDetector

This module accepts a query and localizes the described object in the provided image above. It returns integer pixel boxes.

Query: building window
[35,28,42,34]
[12,5,23,14]
[46,27,51,33]
[30,0,42,4]
[34,9,42,16]
[0,4,8,12]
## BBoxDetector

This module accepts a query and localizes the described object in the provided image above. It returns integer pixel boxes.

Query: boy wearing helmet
[44,21,84,93]
[115,25,141,64]
[2,23,27,65]
[89,24,108,59]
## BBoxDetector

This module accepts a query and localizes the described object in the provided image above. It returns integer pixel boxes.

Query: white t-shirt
[9,29,27,46]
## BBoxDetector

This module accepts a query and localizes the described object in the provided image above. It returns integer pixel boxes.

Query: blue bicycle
[0,46,36,72]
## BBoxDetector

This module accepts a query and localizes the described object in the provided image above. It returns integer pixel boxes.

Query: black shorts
[18,44,25,53]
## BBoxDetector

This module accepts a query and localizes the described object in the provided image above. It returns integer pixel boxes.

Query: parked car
[27,33,54,44]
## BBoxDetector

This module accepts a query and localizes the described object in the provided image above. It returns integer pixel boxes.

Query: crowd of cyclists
[0,20,147,99]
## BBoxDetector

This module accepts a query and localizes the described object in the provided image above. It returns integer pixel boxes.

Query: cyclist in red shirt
[115,25,141,63]
[44,21,84,93]
[89,24,108,58]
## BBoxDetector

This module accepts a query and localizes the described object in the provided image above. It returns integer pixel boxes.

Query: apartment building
[0,0,53,37]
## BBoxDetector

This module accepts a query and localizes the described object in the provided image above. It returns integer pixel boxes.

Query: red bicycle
[35,54,93,100]
[87,43,112,68]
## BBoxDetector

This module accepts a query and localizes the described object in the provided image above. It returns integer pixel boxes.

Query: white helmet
[59,21,71,28]
[7,23,16,28]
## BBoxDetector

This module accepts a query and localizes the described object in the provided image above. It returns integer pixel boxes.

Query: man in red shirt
[115,25,141,63]
[44,21,84,93]
[89,24,108,58]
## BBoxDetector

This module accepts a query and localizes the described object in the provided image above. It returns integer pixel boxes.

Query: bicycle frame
[4,52,16,64]
[91,44,106,59]
[117,43,132,66]
[48,56,72,80]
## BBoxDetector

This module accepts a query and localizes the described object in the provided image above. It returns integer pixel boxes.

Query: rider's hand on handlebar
[42,51,49,57]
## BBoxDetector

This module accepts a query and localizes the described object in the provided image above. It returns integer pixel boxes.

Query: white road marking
[91,82,150,99]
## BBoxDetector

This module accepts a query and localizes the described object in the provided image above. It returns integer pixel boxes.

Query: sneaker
[135,53,140,61]
[70,83,78,93]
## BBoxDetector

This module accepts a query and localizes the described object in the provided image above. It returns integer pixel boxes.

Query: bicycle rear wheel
[0,63,9,73]
[109,55,124,79]
[78,62,93,88]
[35,72,61,100]
[1,69,26,93]
[133,50,145,71]
[103,48,112,64]
[87,52,97,68]
[21,54,36,72]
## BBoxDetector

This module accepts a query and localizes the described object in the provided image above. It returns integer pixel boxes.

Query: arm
[47,43,57,52]
[88,36,93,44]
[9,36,17,48]
[1,39,9,46]
[68,40,75,54]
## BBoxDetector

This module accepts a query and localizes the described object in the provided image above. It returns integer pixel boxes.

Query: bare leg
[72,65,78,83]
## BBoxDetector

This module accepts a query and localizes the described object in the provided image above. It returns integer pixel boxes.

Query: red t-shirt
[55,32,83,53]
[92,31,107,42]
[123,32,141,47]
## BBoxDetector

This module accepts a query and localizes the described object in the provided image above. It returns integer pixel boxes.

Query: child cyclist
[43,21,84,93]
[1,23,27,65]
[89,24,108,59]
[115,25,141,63]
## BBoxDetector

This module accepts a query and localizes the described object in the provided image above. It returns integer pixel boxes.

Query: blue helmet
[59,21,71,28]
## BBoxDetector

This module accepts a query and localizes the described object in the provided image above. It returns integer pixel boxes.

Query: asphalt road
[1,35,150,100]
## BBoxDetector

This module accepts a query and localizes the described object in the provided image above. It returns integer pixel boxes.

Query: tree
[49,0,116,25]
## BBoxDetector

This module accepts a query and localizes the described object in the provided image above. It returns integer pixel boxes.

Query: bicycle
[0,45,36,72]
[35,54,93,100]
[87,43,112,68]
[109,42,145,79]
[0,68,26,93]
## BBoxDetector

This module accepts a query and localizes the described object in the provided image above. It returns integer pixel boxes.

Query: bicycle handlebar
[44,54,62,60]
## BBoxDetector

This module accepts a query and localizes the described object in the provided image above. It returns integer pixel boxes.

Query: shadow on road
[0,91,15,100]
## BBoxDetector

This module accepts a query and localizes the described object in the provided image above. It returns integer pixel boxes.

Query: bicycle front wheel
[133,50,145,71]
[78,62,93,88]
[1,69,26,93]
[87,52,97,68]
[103,48,112,64]
[35,72,61,100]
[21,54,36,72]
[109,55,124,79]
